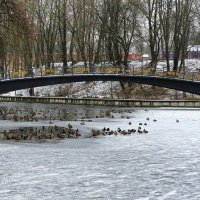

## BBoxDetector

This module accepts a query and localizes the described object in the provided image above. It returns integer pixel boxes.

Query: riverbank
[0,96,200,108]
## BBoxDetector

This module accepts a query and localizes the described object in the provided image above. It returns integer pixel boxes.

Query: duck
[91,129,100,137]
[129,129,136,134]
[117,128,122,133]
[68,123,73,128]
[143,129,148,134]
[102,127,106,131]
[138,129,143,134]
[130,129,136,133]
[49,118,54,124]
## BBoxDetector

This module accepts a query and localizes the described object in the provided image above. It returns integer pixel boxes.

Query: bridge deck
[0,72,200,95]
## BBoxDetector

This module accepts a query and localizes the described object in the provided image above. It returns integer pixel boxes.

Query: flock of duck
[1,124,81,141]
[1,120,150,141]
[0,106,179,142]
[90,125,148,138]
[88,113,166,137]
[0,106,119,122]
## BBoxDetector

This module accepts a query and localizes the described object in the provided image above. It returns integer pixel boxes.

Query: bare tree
[140,0,161,72]
[0,0,32,75]
[96,0,139,67]
[31,0,59,68]
[159,0,173,71]
[73,0,97,67]
[57,0,68,71]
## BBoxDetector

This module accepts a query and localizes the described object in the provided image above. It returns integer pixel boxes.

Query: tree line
[0,0,199,74]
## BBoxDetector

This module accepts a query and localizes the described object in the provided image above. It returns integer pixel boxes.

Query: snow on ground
[66,81,121,98]
[5,81,121,99]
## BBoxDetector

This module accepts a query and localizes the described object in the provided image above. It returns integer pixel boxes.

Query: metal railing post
[162,67,164,77]
[9,70,11,79]
[63,66,65,75]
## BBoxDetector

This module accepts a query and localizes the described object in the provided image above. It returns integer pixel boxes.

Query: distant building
[142,54,149,60]
[127,53,142,60]
[187,45,200,59]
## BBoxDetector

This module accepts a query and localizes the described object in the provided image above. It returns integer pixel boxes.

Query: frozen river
[0,103,200,200]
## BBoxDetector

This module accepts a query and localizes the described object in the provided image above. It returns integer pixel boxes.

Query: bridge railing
[0,66,200,82]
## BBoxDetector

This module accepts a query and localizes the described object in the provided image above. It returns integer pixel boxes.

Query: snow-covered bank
[5,81,121,99]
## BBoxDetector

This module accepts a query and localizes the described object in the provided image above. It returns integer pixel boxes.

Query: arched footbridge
[0,73,200,95]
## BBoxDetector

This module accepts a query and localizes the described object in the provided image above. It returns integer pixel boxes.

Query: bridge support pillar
[29,88,35,96]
